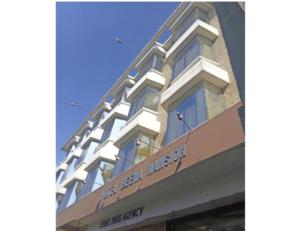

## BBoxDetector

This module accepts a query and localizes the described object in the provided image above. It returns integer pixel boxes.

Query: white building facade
[56,2,245,231]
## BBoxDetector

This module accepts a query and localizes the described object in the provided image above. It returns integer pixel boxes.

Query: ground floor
[132,202,244,231]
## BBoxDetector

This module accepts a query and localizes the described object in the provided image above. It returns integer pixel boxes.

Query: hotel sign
[147,144,186,175]
[101,144,186,198]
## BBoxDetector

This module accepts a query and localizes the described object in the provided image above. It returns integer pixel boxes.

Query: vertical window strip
[175,8,210,39]
[164,84,208,145]
[112,137,137,177]
[99,120,114,144]
[128,87,160,120]
[172,37,202,80]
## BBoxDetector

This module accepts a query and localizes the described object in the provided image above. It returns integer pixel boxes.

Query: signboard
[99,206,145,228]
[101,144,186,199]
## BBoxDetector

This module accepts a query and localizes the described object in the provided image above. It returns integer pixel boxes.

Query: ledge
[56,187,67,196]
[166,19,219,63]
[99,102,131,128]
[80,127,103,150]
[135,43,166,70]
[114,108,161,148]
[126,69,165,102]
[56,163,68,173]
[161,57,229,109]
[60,168,88,188]
[64,148,83,165]
[84,139,118,171]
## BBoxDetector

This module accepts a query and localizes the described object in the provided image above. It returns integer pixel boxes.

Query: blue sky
[56,2,179,165]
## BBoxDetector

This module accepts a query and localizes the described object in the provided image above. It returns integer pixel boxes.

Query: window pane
[172,38,201,80]
[128,87,160,119]
[109,119,126,140]
[57,181,78,212]
[134,134,153,164]
[164,84,208,145]
[99,120,114,144]
[112,138,137,177]
[99,161,114,184]
[175,8,210,39]
[185,39,201,67]
[144,87,160,111]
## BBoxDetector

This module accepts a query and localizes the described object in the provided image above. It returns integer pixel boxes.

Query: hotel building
[56,2,245,231]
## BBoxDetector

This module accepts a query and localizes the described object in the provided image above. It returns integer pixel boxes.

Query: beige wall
[155,5,241,147]
[209,7,241,108]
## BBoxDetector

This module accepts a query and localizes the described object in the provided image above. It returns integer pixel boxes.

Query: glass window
[172,37,202,80]
[175,7,210,39]
[60,157,78,182]
[134,134,153,164]
[128,87,160,119]
[138,53,163,78]
[164,83,208,145]
[56,170,64,186]
[99,118,126,145]
[57,181,81,212]
[78,160,114,199]
[74,141,99,167]
[99,120,114,144]
[112,134,153,177]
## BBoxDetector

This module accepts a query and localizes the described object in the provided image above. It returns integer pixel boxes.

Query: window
[74,141,99,167]
[128,87,160,119]
[111,86,131,108]
[100,118,126,145]
[164,83,208,145]
[172,37,202,80]
[60,157,78,182]
[57,181,83,212]
[175,7,210,39]
[112,134,154,177]
[138,53,163,78]
[56,170,65,186]
[78,160,114,199]
[99,120,114,144]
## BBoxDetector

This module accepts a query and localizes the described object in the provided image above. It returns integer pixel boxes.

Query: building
[56,2,245,231]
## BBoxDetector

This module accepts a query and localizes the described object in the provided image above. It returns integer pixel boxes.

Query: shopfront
[57,104,245,231]
[167,203,244,231]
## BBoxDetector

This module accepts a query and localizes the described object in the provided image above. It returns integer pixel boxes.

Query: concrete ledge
[114,108,161,148]
[126,70,165,102]
[166,19,219,62]
[135,43,166,70]
[99,102,130,129]
[56,187,67,196]
[56,163,68,173]
[161,57,229,109]
[64,147,83,165]
[81,127,103,150]
[60,168,88,188]
[84,140,118,171]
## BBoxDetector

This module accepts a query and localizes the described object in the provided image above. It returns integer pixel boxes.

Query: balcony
[84,139,118,171]
[80,127,103,150]
[56,162,68,173]
[99,102,131,128]
[166,19,219,62]
[126,69,165,102]
[114,107,161,148]
[64,147,83,165]
[56,187,66,196]
[161,57,229,109]
[60,168,88,188]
